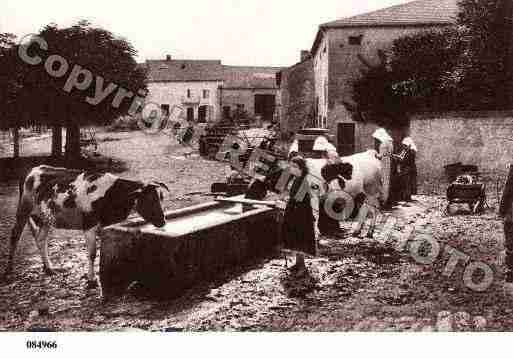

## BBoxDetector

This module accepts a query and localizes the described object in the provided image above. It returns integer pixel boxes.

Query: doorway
[222,106,231,120]
[337,122,355,156]
[198,106,208,123]
[254,94,276,122]
[186,107,194,122]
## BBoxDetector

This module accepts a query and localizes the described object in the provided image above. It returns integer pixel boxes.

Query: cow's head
[133,182,169,227]
[321,162,353,181]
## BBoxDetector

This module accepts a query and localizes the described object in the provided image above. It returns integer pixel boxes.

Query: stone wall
[313,33,330,127]
[279,57,315,135]
[410,112,513,190]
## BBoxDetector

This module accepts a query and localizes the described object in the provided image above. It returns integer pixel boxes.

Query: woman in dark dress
[402,136,418,199]
[394,136,418,202]
[281,156,316,276]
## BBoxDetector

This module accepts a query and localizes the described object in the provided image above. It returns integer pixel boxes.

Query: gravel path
[1,129,513,331]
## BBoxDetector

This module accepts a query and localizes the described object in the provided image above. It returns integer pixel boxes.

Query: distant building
[221,66,281,123]
[279,0,459,154]
[277,50,315,137]
[144,55,281,123]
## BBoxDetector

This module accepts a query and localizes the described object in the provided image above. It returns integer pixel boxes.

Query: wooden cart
[446,170,487,215]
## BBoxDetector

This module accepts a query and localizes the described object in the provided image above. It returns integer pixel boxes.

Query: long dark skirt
[282,197,316,256]
[386,160,401,207]
[505,220,513,281]
[398,166,417,201]
[409,166,417,196]
[318,196,340,235]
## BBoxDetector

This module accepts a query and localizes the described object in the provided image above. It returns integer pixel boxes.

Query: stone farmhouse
[279,0,460,155]
[143,55,281,123]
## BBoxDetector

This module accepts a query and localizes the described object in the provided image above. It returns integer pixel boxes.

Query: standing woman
[281,155,316,277]
[401,136,418,201]
[500,165,513,294]
[372,127,394,208]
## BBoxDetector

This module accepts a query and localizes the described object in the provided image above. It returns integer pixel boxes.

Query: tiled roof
[311,0,459,56]
[145,59,223,82]
[322,0,459,28]
[145,60,282,88]
[221,66,283,89]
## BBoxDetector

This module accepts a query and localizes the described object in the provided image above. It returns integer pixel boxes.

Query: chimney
[166,54,172,61]
[300,50,310,62]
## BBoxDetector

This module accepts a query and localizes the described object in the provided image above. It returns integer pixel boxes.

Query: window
[187,89,191,98]
[202,89,210,99]
[348,35,363,45]
[160,104,170,117]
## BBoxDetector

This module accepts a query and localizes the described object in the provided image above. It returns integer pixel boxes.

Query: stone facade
[221,88,278,121]
[144,59,281,123]
[313,34,330,129]
[308,0,460,153]
[278,55,315,136]
[410,112,513,188]
[313,25,446,151]
[147,81,222,122]
[220,66,281,122]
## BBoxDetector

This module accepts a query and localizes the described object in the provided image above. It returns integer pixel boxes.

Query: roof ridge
[321,0,457,28]
[222,65,283,70]
[146,59,222,63]
[350,0,426,21]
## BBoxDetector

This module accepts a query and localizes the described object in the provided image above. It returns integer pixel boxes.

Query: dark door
[198,106,207,123]
[254,94,276,122]
[337,123,355,156]
[186,107,194,122]
[223,106,231,119]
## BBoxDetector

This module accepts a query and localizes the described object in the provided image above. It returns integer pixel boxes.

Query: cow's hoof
[86,279,99,290]
[366,232,374,239]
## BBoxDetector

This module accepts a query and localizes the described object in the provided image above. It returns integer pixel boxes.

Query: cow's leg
[33,224,55,275]
[27,214,43,238]
[5,198,33,276]
[85,225,99,289]
[352,203,369,237]
[366,206,377,239]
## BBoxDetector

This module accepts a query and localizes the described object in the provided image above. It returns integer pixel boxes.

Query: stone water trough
[99,197,280,298]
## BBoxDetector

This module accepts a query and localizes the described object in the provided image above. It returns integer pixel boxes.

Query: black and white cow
[245,150,384,238]
[5,165,168,288]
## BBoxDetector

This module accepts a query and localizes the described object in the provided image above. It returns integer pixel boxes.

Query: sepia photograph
[1,0,513,355]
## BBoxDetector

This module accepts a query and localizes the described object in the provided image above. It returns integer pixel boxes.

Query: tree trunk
[51,125,62,158]
[65,122,81,161]
[12,126,19,158]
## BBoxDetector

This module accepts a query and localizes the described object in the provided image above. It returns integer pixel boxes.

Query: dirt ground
[1,128,513,331]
